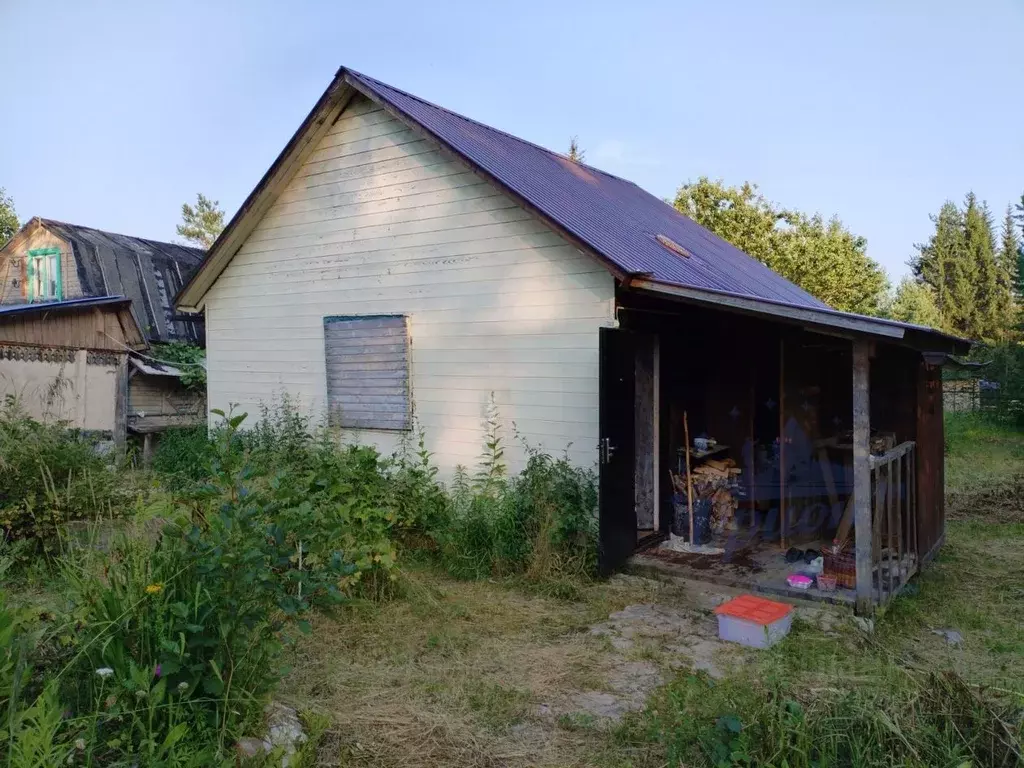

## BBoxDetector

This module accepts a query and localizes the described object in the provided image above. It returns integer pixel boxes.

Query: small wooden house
[176,67,970,613]
[0,219,206,443]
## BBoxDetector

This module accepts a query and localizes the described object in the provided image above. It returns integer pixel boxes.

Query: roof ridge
[344,68,637,186]
[37,217,205,254]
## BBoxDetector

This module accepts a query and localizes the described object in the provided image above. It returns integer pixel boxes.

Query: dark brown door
[599,327,637,575]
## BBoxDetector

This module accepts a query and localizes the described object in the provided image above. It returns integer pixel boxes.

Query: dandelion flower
[177,682,189,692]
[134,689,147,700]
[145,583,163,595]
[95,668,114,679]
[74,738,85,751]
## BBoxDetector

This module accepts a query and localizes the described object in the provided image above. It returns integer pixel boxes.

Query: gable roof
[177,67,969,355]
[346,71,826,310]
[11,218,205,344]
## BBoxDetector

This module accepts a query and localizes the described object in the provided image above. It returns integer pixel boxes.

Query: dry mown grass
[279,565,665,767]
[282,416,1024,767]
[947,473,1024,524]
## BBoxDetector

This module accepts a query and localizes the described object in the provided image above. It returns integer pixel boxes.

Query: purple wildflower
[154,663,162,678]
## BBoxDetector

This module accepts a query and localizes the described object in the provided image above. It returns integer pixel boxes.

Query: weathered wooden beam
[779,336,787,551]
[114,353,128,454]
[852,339,873,615]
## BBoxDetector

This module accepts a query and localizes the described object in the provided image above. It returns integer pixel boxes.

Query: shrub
[59,411,353,762]
[149,425,214,488]
[150,342,206,390]
[0,590,75,767]
[433,442,598,587]
[0,397,131,558]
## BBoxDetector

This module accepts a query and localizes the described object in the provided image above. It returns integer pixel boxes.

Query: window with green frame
[26,248,63,302]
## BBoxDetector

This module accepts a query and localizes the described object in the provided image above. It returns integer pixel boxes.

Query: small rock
[537,703,552,716]
[853,616,875,634]
[236,737,270,758]
[237,702,307,767]
[931,628,964,647]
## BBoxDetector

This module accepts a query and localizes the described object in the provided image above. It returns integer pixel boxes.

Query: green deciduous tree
[176,193,224,249]
[888,278,944,329]
[672,177,889,315]
[0,187,19,246]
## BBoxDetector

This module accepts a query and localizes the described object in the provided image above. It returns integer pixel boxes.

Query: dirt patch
[643,546,764,573]
[947,474,1024,523]
[537,600,749,726]
[280,568,764,766]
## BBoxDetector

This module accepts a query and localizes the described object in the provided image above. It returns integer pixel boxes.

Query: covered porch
[598,286,964,615]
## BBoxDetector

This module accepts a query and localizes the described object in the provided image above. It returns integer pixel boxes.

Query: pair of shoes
[803,548,820,563]
[785,547,803,563]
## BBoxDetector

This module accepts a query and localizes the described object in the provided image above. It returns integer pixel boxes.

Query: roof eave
[175,72,358,312]
[632,278,971,355]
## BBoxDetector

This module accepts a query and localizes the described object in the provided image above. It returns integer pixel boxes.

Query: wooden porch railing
[868,441,917,605]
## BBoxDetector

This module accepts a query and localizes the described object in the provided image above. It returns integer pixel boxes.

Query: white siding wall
[204,95,615,475]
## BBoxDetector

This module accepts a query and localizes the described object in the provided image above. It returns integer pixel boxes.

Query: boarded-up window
[324,315,410,430]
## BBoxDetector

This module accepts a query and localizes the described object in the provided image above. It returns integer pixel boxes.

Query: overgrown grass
[945,412,1024,507]
[148,425,213,489]
[0,397,136,561]
[618,415,1024,767]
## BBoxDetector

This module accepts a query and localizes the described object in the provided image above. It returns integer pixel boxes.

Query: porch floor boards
[628,545,857,608]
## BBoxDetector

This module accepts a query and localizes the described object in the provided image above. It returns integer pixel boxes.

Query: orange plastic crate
[714,595,793,625]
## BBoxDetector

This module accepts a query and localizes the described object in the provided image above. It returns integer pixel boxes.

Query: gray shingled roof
[39,219,204,344]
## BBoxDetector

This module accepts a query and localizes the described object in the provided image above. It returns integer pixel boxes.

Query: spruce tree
[964,194,1007,341]
[1015,192,1024,300]
[1000,204,1022,335]
[911,201,973,335]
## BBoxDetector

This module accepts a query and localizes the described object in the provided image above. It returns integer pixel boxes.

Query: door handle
[600,437,617,465]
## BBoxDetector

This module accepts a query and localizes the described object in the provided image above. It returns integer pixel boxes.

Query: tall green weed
[0,397,132,559]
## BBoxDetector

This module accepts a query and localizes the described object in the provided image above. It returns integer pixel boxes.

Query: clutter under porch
[604,292,941,611]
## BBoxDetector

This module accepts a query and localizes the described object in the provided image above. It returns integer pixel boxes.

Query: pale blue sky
[1,0,1021,281]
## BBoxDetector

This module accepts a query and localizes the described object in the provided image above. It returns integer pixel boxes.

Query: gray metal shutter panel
[324,315,410,430]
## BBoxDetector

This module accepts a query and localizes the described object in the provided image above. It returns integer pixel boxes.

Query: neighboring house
[1,217,204,343]
[0,297,144,438]
[177,67,970,613]
[0,219,206,441]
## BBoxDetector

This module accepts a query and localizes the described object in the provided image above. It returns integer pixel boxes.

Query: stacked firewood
[671,459,742,536]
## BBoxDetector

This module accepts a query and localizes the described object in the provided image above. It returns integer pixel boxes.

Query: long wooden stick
[684,411,694,544]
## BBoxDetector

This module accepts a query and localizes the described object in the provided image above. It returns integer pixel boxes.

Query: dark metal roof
[177,66,969,355]
[37,219,204,344]
[0,295,131,316]
[345,70,829,310]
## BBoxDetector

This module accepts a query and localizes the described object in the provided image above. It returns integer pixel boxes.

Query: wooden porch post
[852,340,873,615]
[114,353,128,455]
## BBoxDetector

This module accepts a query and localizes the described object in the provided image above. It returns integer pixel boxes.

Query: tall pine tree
[1001,204,1022,336]
[1015,192,1024,301]
[964,194,1006,341]
[911,201,974,336]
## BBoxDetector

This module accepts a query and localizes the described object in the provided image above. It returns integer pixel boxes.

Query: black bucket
[672,496,712,545]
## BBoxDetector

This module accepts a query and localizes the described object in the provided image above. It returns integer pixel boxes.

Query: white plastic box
[714,595,794,649]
